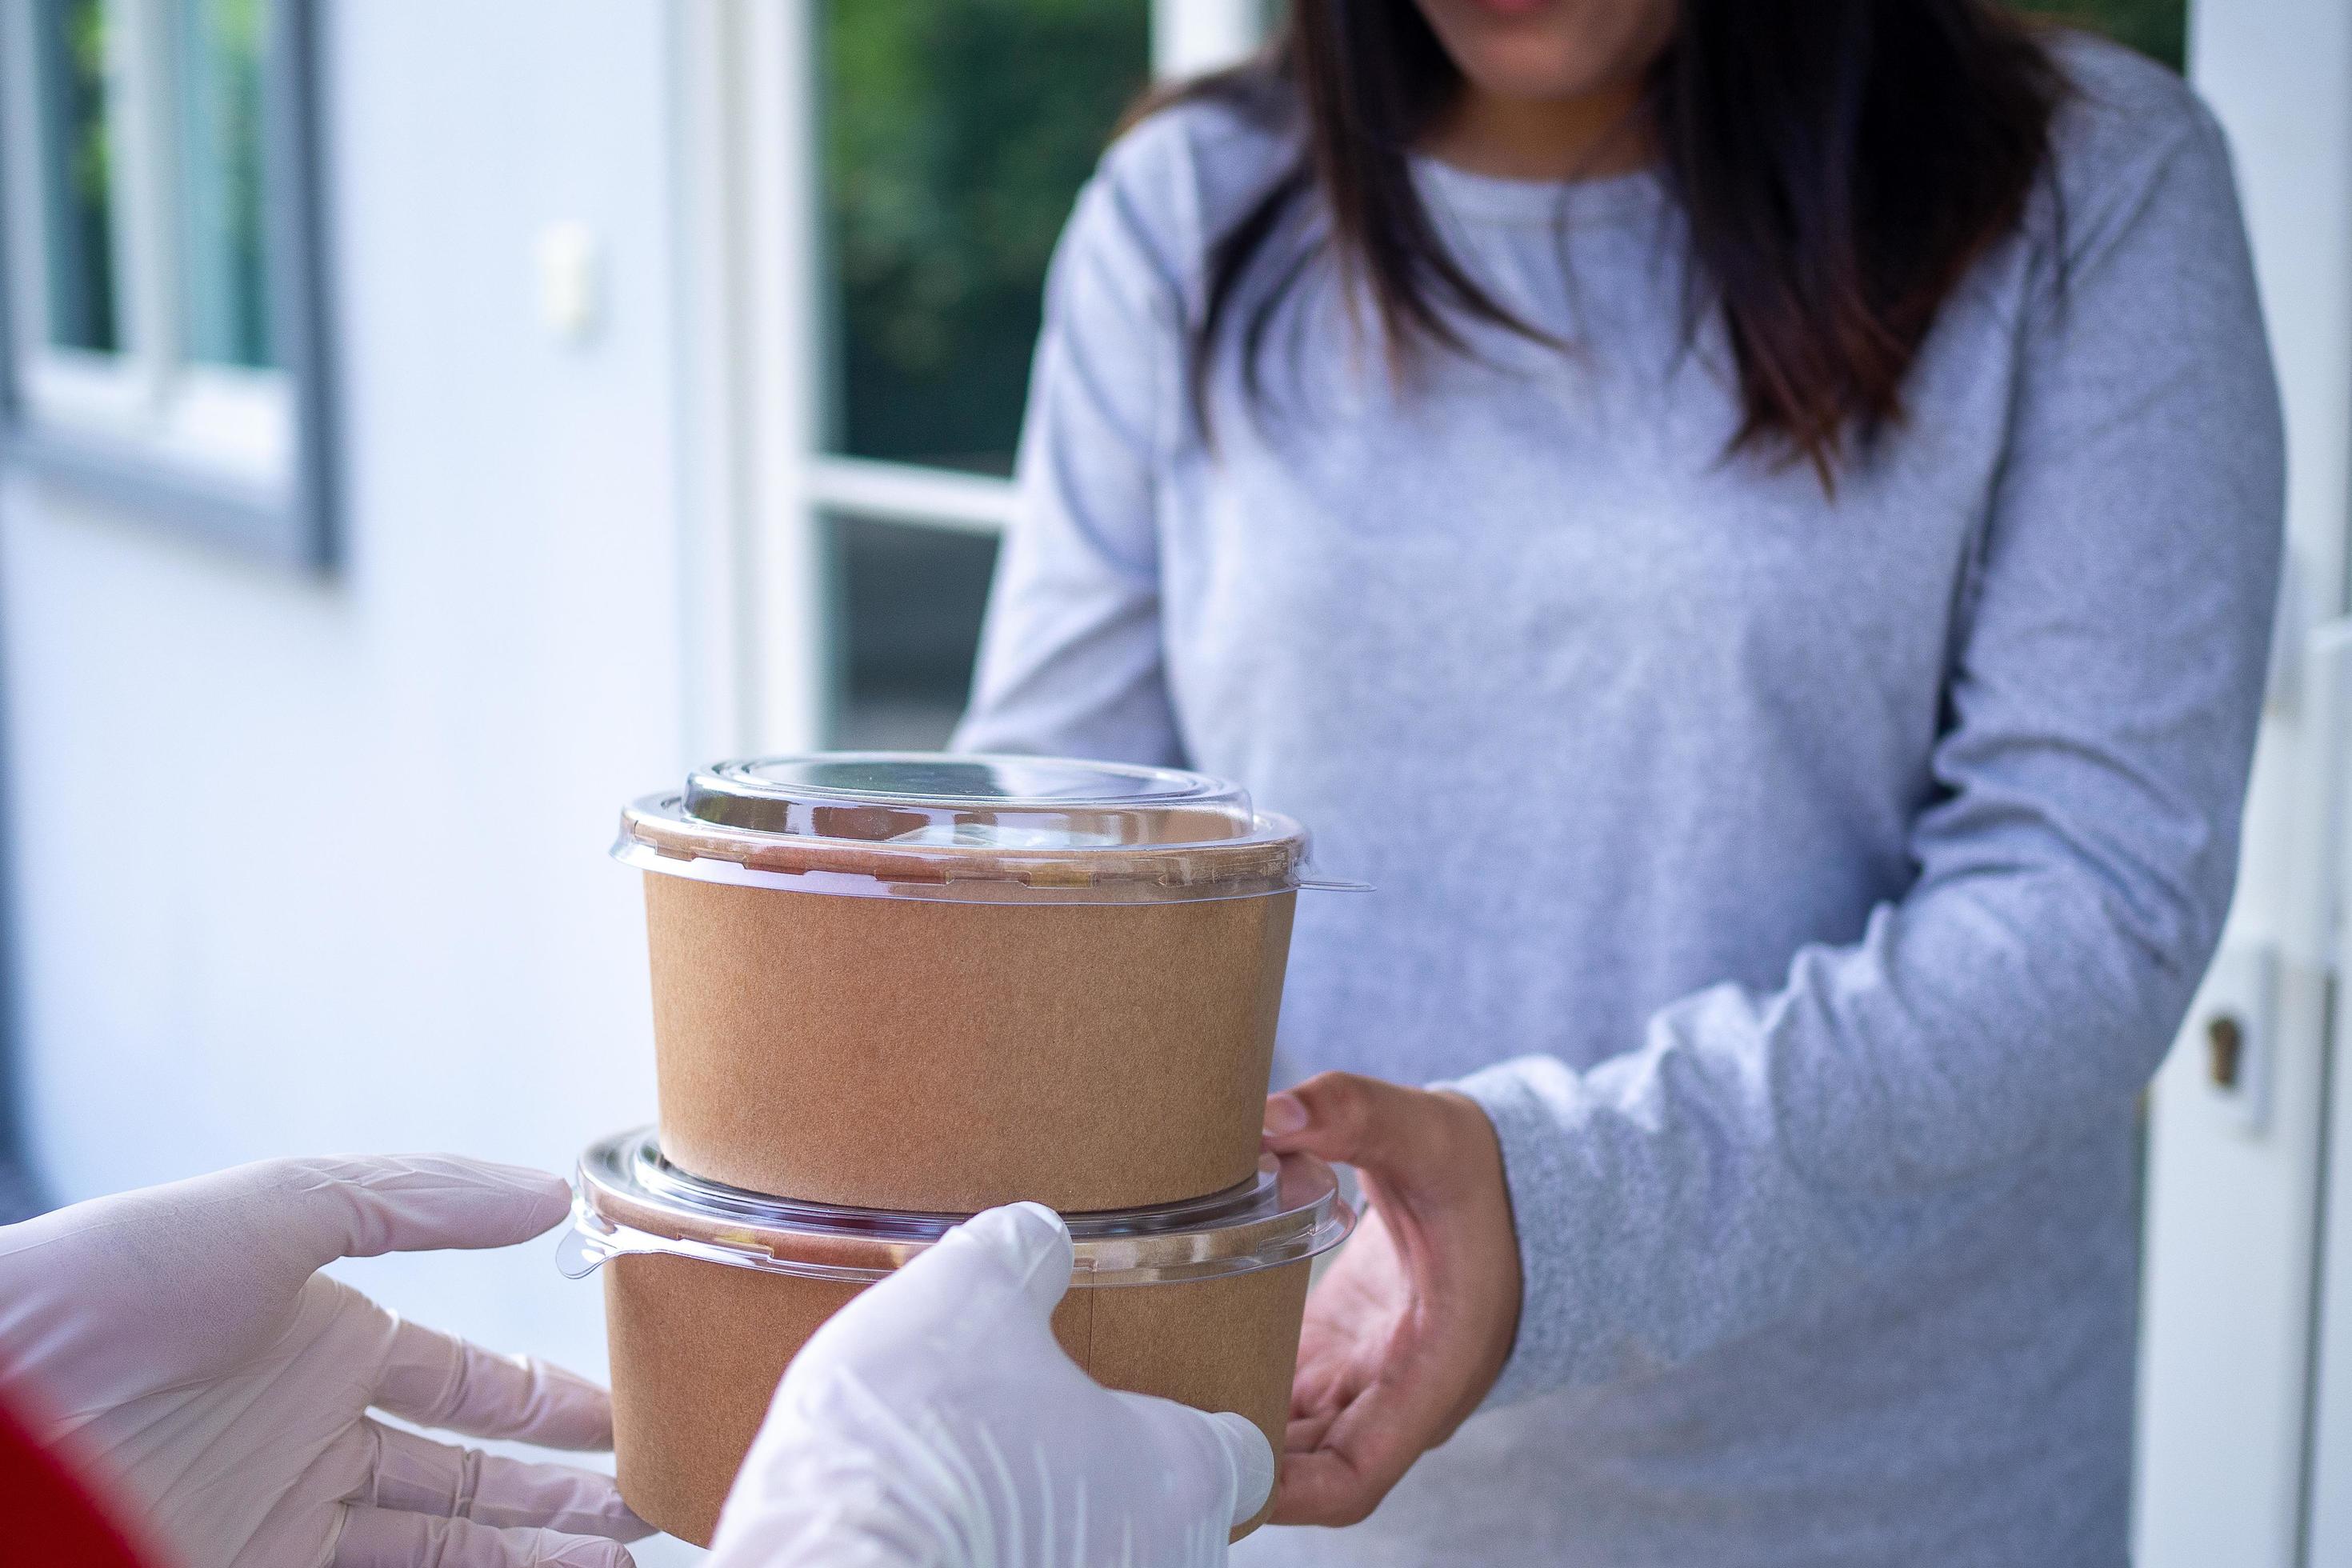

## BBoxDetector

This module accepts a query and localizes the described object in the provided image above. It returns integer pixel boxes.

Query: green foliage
[35,0,118,351]
[2014,0,2186,70]
[822,0,1150,473]
[64,0,110,206]
[174,0,275,368]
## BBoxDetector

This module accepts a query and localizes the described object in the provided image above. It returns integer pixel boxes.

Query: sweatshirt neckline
[1409,154,1666,228]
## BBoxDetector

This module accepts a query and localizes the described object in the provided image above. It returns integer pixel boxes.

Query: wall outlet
[536,222,602,342]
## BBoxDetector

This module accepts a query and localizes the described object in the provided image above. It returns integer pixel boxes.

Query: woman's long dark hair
[1168,1,2064,480]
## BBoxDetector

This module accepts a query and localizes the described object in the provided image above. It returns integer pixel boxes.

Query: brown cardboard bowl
[570,1134,1350,1548]
[642,874,1297,1212]
[603,1251,1310,1547]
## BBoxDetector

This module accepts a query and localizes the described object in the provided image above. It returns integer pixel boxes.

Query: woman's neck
[1421,82,1654,182]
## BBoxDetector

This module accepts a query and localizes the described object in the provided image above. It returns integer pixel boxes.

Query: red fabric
[0,1384,155,1567]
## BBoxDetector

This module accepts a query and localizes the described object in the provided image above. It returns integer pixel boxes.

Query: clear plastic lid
[557,1127,1355,1287]
[616,752,1321,904]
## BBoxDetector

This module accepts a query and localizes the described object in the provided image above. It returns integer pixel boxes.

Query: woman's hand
[1261,1073,1522,1526]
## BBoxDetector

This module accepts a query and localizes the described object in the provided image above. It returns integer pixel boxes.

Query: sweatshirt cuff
[1439,1054,1598,1411]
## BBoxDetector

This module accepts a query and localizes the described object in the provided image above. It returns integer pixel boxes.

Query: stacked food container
[559,754,1355,1544]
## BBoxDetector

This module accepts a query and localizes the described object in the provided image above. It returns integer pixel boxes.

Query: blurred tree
[822,0,1150,475]
[2014,0,2186,70]
[172,0,275,368]
[34,0,118,352]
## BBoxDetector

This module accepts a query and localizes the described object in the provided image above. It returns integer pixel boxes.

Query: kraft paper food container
[614,753,1336,1212]
[560,1128,1355,1547]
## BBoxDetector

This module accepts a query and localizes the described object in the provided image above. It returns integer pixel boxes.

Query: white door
[2314,933,2352,1557]
[2135,2,2352,1564]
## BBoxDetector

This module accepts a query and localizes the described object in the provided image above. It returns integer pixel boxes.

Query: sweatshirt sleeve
[951,143,1189,766]
[1450,100,2285,1403]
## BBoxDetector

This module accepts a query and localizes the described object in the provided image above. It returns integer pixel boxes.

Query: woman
[957,0,2282,1563]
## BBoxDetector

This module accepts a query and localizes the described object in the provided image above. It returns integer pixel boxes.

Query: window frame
[670,0,1262,761]
[796,0,1261,746]
[802,0,1263,542]
[0,0,335,570]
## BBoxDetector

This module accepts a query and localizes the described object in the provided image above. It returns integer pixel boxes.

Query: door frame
[2134,2,2352,1564]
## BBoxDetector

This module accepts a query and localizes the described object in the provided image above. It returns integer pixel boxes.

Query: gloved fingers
[333,1505,635,1568]
[1206,1410,1278,1524]
[264,1155,573,1271]
[778,1200,1077,1396]
[1109,1391,1278,1529]
[914,1201,1074,1317]
[376,1316,616,1449]
[362,1419,650,1540]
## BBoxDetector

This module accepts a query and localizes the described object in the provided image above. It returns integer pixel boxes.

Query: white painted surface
[718,0,826,759]
[0,10,694,1558]
[665,0,758,769]
[536,222,604,342]
[809,454,1018,534]
[2312,717,2352,1556]
[2134,1,2352,1564]
[1152,0,1264,79]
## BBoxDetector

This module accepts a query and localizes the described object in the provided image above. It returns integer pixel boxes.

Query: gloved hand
[708,1202,1277,1568]
[0,1155,650,1568]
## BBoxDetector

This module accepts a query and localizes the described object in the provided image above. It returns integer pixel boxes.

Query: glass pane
[169,0,275,368]
[2018,0,2186,71]
[31,0,118,353]
[827,515,1000,751]
[821,0,1151,476]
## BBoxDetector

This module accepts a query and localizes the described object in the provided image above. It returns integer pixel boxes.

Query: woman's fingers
[1279,1393,1442,1530]
[1277,1380,1442,1524]
[362,1420,649,1540]
[334,1506,636,1568]
[1273,1318,1486,1526]
[1262,1073,1428,1171]
[1285,1406,1340,1454]
[1277,1446,1384,1526]
[375,1316,616,1450]
[1264,1075,1525,1527]
[1278,1230,1431,1528]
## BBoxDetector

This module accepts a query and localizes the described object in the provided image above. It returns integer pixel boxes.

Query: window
[0,0,332,566]
[828,514,1001,751]
[790,0,1259,751]
[821,1,1153,479]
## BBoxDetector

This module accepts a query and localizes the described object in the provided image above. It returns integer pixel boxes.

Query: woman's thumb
[1262,1072,1416,1170]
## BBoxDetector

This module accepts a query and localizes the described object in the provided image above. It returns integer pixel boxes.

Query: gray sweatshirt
[954,34,2282,1568]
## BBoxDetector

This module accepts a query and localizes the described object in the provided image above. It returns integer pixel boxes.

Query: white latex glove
[0,1155,651,1568]
[709,1202,1276,1568]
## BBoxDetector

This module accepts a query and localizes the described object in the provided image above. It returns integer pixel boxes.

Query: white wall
[0,0,694,1435]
